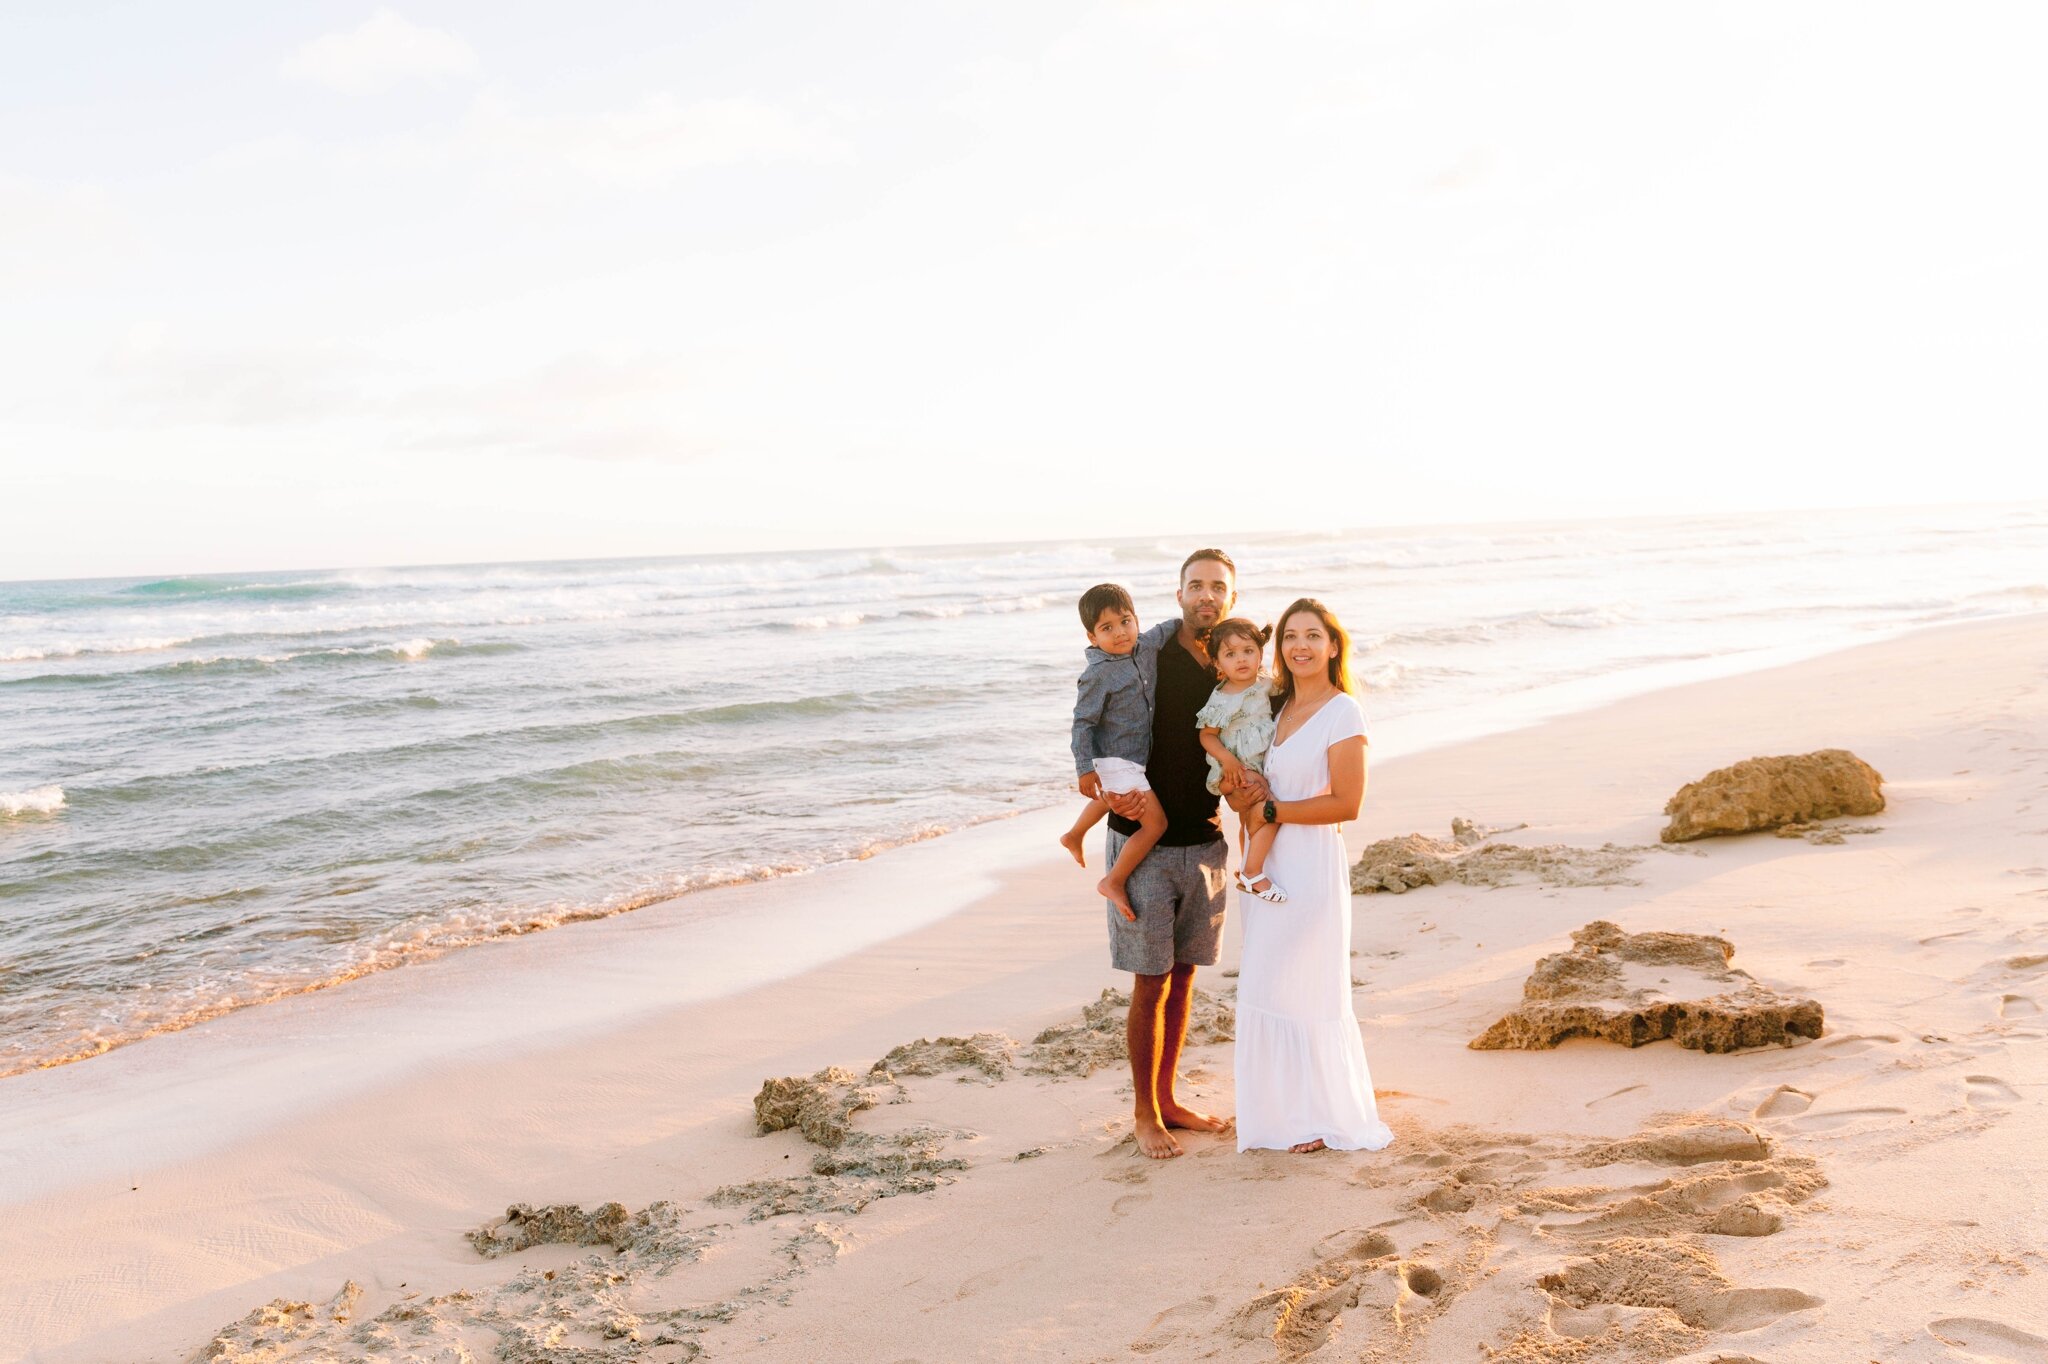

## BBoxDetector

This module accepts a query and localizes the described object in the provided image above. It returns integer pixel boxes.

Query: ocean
[3,503,2044,1076]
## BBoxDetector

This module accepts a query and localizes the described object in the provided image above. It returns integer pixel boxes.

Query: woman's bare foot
[1098,875,1136,922]
[1135,1118,1183,1159]
[1159,1102,1232,1133]
[1289,1138,1327,1154]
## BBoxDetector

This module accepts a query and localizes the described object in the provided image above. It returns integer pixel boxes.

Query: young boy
[1063,583,1170,920]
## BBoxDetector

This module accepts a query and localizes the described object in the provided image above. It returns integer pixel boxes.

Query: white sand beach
[5,613,2046,1363]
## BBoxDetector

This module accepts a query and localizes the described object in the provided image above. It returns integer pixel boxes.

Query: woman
[1233,598,1395,1155]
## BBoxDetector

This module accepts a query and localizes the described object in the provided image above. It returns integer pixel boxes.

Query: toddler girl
[1196,617,1285,903]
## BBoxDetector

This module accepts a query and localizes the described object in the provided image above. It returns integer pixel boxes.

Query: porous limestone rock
[753,1065,890,1146]
[1470,920,1824,1053]
[1023,987,1235,1076]
[1349,827,1644,895]
[870,1031,1015,1082]
[710,1128,968,1222]
[1661,749,1884,843]
[468,1200,706,1260]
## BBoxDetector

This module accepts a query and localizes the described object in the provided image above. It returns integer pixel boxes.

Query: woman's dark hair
[1206,617,1271,676]
[1272,598,1356,703]
[1077,582,1135,631]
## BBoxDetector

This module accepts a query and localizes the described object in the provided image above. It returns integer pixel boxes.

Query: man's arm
[1102,785,1148,819]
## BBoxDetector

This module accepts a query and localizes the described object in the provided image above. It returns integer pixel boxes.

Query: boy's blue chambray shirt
[1069,618,1174,776]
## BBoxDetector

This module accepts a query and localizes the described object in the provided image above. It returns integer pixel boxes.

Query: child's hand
[1079,771,1102,800]
[1221,756,1246,788]
[1218,770,1238,794]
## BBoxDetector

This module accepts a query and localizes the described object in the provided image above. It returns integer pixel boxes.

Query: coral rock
[1661,749,1884,843]
[870,1032,1015,1082]
[1023,987,1234,1076]
[1350,827,1644,895]
[753,1066,890,1146]
[1470,920,1824,1053]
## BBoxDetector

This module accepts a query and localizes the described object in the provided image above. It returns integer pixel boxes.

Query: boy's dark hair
[1206,617,1271,674]
[1180,548,1236,585]
[1078,582,1136,631]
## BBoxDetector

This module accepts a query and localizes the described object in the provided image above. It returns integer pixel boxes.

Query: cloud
[448,91,853,187]
[282,9,479,96]
[101,334,711,462]
[104,330,376,427]
[0,175,139,287]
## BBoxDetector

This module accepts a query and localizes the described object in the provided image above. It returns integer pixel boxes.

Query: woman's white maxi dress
[1234,690,1395,1153]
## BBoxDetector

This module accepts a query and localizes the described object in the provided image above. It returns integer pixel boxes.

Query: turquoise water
[2,504,2044,1074]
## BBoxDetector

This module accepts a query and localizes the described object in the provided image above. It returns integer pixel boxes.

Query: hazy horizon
[5,494,2038,588]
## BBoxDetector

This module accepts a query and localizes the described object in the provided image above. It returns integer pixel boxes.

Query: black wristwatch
[1263,799,1277,824]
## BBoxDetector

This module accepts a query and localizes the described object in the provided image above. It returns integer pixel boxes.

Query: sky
[2,1,2044,580]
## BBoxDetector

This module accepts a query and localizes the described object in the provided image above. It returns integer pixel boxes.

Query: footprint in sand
[1927,1315,2048,1362]
[1130,1295,1218,1354]
[1820,1033,1902,1054]
[1787,1106,1907,1133]
[1921,929,1981,945]
[1965,1075,2021,1108]
[1807,957,1847,968]
[2001,994,2042,1018]
[1752,1085,1815,1119]
[952,1256,1041,1302]
[1311,1228,1398,1262]
[2006,955,2048,974]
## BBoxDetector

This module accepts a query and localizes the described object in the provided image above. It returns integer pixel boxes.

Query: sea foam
[0,785,65,817]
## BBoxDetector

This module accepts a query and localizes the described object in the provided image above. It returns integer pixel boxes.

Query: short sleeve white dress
[1233,689,1395,1153]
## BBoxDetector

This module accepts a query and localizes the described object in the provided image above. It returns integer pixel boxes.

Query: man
[1088,549,1238,1158]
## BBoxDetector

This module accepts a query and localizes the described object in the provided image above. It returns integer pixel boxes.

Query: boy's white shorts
[1091,756,1152,794]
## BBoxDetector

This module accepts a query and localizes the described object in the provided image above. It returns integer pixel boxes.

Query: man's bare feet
[1158,1102,1232,1133]
[1059,829,1087,867]
[1098,875,1136,921]
[1289,1138,1327,1154]
[1135,1119,1183,1159]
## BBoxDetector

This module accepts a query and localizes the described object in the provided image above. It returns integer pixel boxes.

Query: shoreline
[15,609,2039,1085]
[6,611,2047,1361]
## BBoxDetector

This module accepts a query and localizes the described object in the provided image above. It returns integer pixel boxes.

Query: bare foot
[1098,875,1136,922]
[1159,1102,1232,1134]
[1059,829,1087,867]
[1289,1138,1327,1154]
[1135,1119,1183,1159]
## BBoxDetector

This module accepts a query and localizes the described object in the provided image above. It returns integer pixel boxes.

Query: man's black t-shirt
[1108,627,1223,847]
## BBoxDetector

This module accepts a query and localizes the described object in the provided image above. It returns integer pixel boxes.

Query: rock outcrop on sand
[468,1199,704,1258]
[1224,1115,1826,1363]
[870,1031,1015,1082]
[752,1066,893,1146]
[1660,748,1884,842]
[1022,986,1235,1077]
[710,1127,969,1222]
[1349,823,1645,895]
[1470,920,1824,1053]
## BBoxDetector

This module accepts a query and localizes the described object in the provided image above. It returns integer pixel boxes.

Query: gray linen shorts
[1104,830,1229,976]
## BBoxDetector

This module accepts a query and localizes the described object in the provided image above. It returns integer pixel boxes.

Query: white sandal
[1236,870,1288,903]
